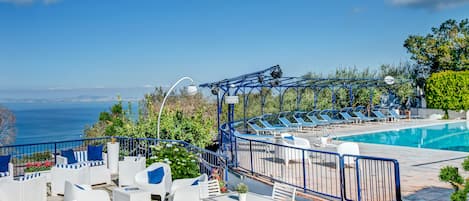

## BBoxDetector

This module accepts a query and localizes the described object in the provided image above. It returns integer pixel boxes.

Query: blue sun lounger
[260,114,296,131]
[278,112,302,130]
[306,111,330,126]
[293,112,317,127]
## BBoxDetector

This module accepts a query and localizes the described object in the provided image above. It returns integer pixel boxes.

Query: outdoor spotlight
[258,74,264,83]
[271,65,282,79]
[384,76,395,85]
[211,85,219,95]
[270,79,280,87]
[186,84,198,96]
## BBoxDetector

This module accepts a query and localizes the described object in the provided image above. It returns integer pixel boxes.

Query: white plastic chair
[118,156,146,187]
[172,185,199,201]
[277,133,312,166]
[64,180,110,201]
[0,173,47,201]
[135,162,172,201]
[198,179,221,199]
[170,173,208,195]
[337,142,360,166]
[272,182,296,201]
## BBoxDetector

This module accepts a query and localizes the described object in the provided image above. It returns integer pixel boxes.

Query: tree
[0,105,16,146]
[404,19,469,74]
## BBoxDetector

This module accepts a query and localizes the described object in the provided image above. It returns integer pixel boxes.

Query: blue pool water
[337,122,469,152]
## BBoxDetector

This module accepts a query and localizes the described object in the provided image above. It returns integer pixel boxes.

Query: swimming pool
[337,122,469,152]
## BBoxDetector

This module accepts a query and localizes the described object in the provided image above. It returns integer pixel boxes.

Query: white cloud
[389,0,469,10]
[0,0,60,5]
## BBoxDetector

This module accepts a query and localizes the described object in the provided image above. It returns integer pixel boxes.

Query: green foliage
[12,151,52,164]
[146,142,199,180]
[236,183,249,193]
[404,19,469,73]
[85,90,216,148]
[439,157,469,201]
[440,166,464,186]
[425,71,469,116]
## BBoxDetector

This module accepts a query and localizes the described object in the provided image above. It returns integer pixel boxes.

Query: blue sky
[0,0,468,93]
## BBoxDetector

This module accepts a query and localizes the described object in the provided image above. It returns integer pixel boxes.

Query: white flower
[174,148,179,152]
[166,143,173,148]
[164,158,169,162]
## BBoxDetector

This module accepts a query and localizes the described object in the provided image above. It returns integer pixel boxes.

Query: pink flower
[34,162,41,167]
[44,161,52,167]
[26,162,32,168]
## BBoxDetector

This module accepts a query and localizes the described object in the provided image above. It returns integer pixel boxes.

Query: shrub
[146,142,199,180]
[426,70,469,118]
[439,156,469,201]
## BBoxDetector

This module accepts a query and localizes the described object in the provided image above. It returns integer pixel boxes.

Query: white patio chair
[56,150,111,186]
[118,156,146,187]
[64,180,110,201]
[272,182,296,201]
[0,172,47,201]
[0,162,13,182]
[172,185,199,201]
[198,179,221,199]
[135,162,172,201]
[337,142,360,166]
[51,163,90,196]
[276,133,312,166]
[169,173,208,196]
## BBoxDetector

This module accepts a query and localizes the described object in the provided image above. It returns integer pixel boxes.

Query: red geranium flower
[26,162,32,168]
[34,162,41,167]
[44,161,52,167]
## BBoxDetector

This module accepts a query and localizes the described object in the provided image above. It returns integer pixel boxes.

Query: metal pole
[157,76,194,139]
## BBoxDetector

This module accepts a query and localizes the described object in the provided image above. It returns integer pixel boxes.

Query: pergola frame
[199,65,404,150]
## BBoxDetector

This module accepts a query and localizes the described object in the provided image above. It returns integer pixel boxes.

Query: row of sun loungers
[246,106,411,134]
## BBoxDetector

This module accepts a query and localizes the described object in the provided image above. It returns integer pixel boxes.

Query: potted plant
[236,183,248,201]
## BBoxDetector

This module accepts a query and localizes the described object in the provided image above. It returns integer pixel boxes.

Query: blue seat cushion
[61,149,77,164]
[192,179,199,186]
[283,135,294,141]
[147,167,165,184]
[87,145,103,161]
[0,155,10,172]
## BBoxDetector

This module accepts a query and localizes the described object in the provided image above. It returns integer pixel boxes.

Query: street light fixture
[157,76,197,139]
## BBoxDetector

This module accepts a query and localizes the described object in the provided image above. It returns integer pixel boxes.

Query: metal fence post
[249,140,253,175]
[394,161,402,201]
[54,142,57,164]
[355,157,362,201]
[302,150,306,193]
[339,155,346,200]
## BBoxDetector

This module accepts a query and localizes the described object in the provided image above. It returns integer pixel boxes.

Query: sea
[2,102,118,145]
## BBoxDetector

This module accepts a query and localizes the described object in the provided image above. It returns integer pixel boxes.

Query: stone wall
[410,108,467,120]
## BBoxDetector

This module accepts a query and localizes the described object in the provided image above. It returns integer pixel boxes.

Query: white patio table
[203,192,273,201]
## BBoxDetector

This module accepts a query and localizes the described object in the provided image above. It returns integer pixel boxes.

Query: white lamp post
[157,76,197,139]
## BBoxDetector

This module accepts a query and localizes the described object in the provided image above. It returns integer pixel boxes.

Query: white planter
[107,142,119,174]
[238,193,247,201]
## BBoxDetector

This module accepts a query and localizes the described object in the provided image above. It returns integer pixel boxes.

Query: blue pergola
[199,65,404,151]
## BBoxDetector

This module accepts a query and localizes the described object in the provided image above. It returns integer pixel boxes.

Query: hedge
[425,70,469,117]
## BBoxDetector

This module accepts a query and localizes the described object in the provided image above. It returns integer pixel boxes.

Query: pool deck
[296,119,469,201]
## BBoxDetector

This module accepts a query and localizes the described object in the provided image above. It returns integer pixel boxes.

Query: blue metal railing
[232,134,401,201]
[0,136,228,181]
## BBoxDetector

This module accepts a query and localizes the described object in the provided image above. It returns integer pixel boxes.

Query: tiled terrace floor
[296,119,469,201]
